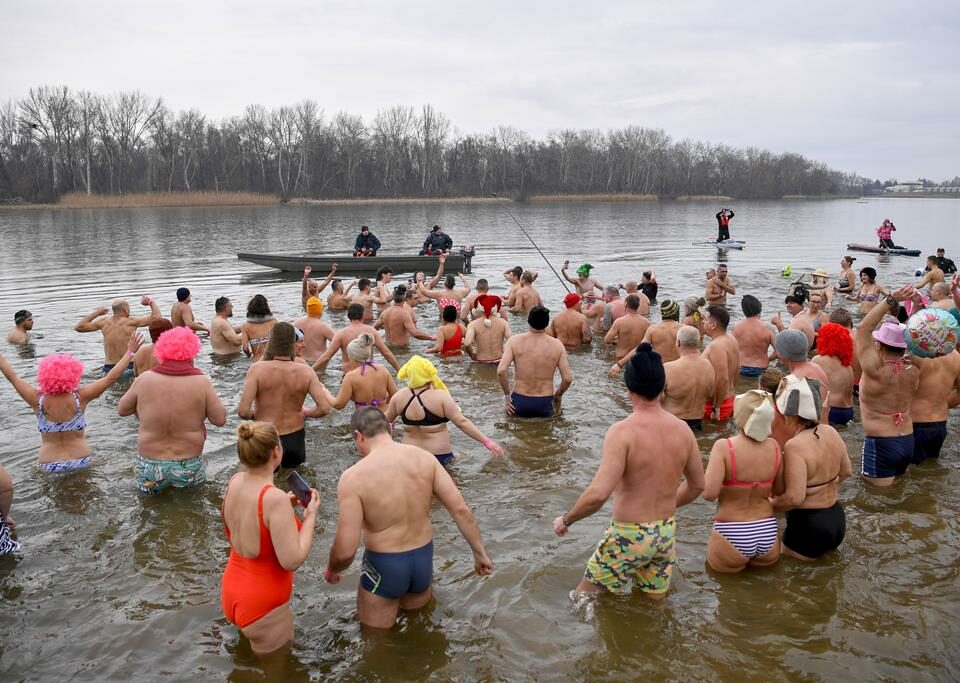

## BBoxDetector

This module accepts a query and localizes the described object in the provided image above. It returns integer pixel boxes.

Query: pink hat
[872,322,907,349]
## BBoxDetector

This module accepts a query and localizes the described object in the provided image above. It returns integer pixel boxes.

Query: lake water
[0,198,958,681]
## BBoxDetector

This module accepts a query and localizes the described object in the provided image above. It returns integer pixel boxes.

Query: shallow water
[1,198,959,681]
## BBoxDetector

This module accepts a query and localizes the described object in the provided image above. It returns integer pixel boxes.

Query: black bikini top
[400,387,449,427]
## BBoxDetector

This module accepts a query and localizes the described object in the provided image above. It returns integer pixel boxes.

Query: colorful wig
[816,323,854,367]
[37,354,84,394]
[154,327,202,362]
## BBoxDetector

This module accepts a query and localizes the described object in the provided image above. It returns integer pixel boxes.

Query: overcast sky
[2,0,957,180]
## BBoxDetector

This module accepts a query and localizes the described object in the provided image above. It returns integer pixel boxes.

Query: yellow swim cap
[397,355,449,393]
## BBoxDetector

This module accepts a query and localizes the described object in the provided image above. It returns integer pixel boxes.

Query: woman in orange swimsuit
[221,422,319,654]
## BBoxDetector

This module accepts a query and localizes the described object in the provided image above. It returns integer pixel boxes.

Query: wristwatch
[885,294,897,307]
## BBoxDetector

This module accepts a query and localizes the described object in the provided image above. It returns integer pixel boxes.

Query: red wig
[817,323,853,367]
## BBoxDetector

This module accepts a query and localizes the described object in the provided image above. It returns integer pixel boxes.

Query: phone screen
[285,471,312,507]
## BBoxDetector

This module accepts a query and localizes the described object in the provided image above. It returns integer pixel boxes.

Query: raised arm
[84,333,143,404]
[301,266,313,305]
[856,286,911,372]
[417,282,443,301]
[458,273,471,297]
[0,353,38,408]
[129,296,162,326]
[560,261,578,286]
[426,254,446,289]
[75,306,109,333]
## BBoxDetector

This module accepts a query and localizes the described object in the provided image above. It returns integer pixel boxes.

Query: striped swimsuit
[713,439,780,558]
[37,392,93,474]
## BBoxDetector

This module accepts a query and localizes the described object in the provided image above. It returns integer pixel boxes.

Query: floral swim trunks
[585,517,676,594]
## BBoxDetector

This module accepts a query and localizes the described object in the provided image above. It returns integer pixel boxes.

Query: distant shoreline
[0,190,910,211]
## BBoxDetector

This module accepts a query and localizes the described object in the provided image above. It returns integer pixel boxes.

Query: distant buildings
[884,181,960,194]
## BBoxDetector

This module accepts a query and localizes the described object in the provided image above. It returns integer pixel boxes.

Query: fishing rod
[491,193,570,293]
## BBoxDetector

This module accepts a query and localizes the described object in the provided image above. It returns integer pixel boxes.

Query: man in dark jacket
[354,225,381,257]
[420,225,453,255]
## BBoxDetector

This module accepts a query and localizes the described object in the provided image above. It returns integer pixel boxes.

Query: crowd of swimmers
[2,246,960,656]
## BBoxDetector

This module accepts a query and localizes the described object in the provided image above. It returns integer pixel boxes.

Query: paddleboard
[847,243,921,257]
[693,240,746,250]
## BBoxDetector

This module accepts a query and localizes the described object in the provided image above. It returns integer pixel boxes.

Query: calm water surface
[0,198,958,681]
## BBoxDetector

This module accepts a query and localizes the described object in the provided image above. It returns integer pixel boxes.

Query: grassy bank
[292,197,506,206]
[0,191,277,210]
[524,193,657,202]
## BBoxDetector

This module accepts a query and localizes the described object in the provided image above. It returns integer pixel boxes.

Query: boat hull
[237,251,473,275]
[846,243,921,257]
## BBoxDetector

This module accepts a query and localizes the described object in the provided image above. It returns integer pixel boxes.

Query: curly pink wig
[153,327,202,362]
[37,354,85,394]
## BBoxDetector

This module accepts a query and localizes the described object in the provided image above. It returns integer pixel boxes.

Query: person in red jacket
[715,209,734,242]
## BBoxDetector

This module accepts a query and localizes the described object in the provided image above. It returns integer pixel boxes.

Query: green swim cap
[576,263,594,277]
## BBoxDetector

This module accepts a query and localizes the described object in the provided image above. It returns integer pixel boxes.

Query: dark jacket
[423,231,453,252]
[355,232,381,253]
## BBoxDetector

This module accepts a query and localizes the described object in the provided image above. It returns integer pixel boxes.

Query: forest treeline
[0,86,872,203]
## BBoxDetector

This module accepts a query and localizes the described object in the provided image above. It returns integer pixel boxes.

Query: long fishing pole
[491,193,570,293]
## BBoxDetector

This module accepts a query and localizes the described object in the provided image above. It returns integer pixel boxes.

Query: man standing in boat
[715,208,734,242]
[876,219,899,249]
[354,225,381,257]
[420,225,453,255]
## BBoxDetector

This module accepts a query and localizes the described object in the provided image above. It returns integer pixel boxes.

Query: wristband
[562,513,571,528]
[482,437,493,448]
[125,350,134,357]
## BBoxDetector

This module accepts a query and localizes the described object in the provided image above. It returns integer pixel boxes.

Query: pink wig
[37,354,85,394]
[153,327,202,362]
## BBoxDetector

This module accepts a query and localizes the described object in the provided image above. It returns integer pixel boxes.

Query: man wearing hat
[552,343,705,599]
[7,310,33,344]
[561,260,603,299]
[497,306,572,417]
[354,225,381,257]
[547,293,592,350]
[464,294,511,363]
[420,224,453,255]
[295,295,337,363]
[774,330,831,423]
[608,298,683,377]
[855,285,921,486]
[733,294,777,377]
[171,287,209,334]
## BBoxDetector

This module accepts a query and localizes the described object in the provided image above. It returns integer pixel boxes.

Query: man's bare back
[643,321,682,363]
[732,317,776,370]
[605,313,650,360]
[238,359,329,434]
[548,308,592,349]
[464,316,511,362]
[662,354,716,420]
[294,315,335,362]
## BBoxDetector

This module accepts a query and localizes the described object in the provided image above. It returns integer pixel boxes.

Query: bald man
[76,296,161,376]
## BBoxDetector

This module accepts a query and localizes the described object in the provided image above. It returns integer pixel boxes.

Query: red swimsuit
[221,483,302,628]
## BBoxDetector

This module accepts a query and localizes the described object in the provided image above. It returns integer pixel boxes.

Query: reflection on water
[1,198,959,680]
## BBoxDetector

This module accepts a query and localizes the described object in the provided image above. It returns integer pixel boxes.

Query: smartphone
[285,470,312,507]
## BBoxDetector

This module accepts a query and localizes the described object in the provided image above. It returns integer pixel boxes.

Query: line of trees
[0,85,873,203]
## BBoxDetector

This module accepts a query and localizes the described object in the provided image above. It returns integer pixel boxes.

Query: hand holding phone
[285,471,312,507]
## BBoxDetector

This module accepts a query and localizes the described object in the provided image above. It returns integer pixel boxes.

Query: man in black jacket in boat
[354,225,381,257]
[420,225,453,255]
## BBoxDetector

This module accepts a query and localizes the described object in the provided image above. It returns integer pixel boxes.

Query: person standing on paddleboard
[715,208,734,242]
[876,219,899,249]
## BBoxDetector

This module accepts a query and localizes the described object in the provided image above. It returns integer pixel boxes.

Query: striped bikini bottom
[713,516,778,558]
[0,518,20,556]
[39,456,93,474]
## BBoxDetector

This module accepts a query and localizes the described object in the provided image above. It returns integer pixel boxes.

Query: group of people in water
[2,240,959,656]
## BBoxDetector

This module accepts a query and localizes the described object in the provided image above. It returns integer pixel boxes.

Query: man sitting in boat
[354,225,381,257]
[876,219,900,249]
[420,225,453,255]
